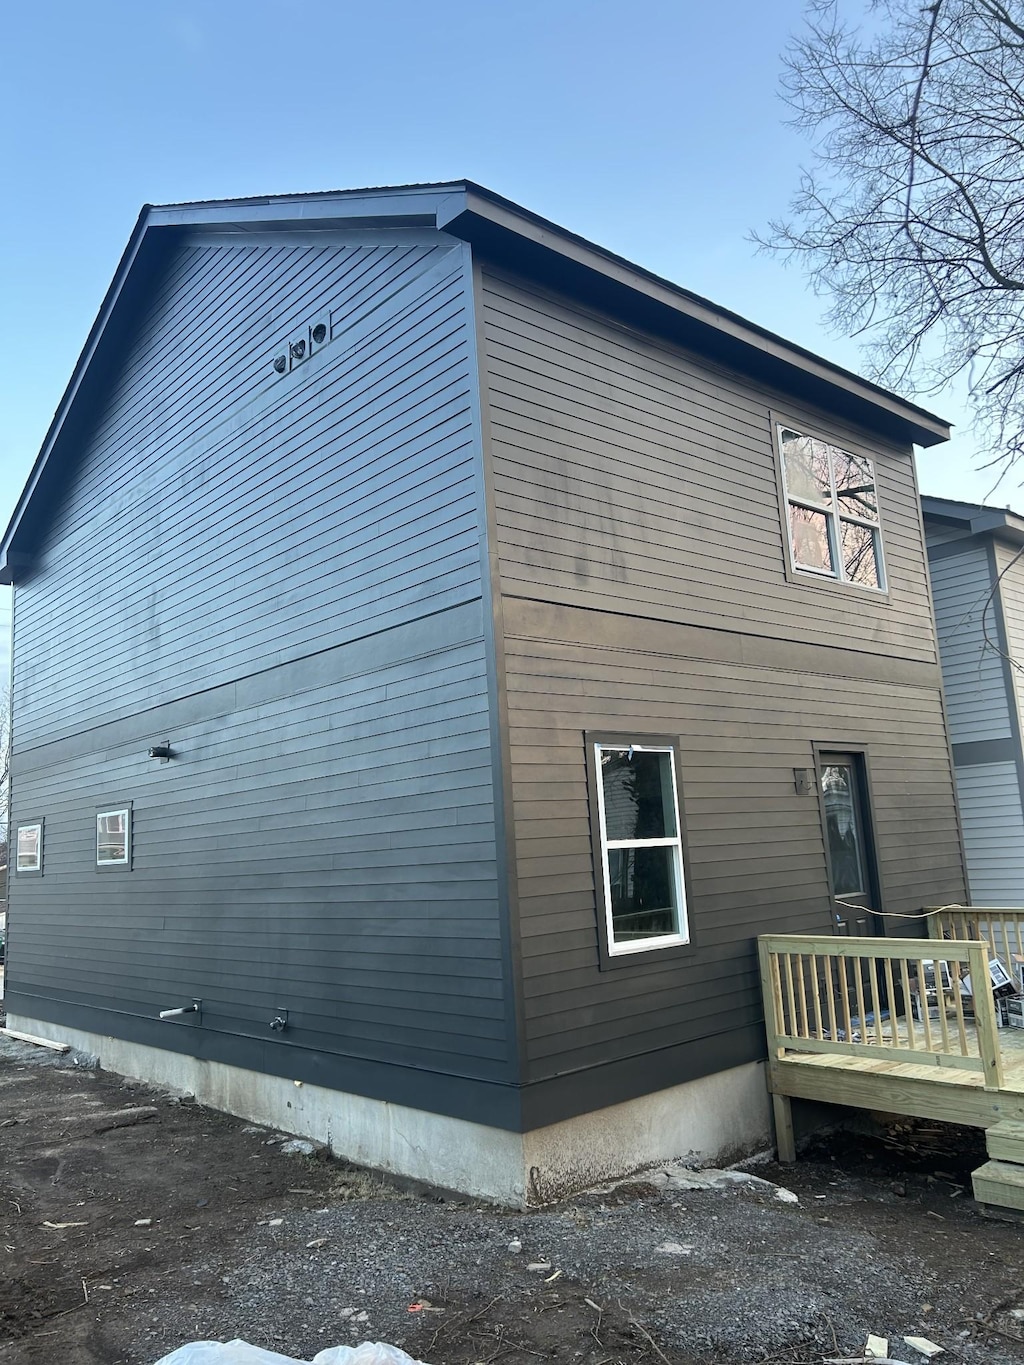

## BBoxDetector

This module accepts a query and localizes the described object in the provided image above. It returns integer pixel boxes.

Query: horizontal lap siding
[928,543,1010,746]
[14,232,478,747]
[9,622,508,1081]
[955,761,1024,904]
[8,229,514,1108]
[502,604,965,1081]
[481,267,937,662]
[995,543,1024,739]
[477,264,963,1093]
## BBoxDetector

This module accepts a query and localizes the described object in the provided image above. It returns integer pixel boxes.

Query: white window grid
[593,742,689,956]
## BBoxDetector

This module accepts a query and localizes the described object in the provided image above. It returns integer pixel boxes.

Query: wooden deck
[758,911,1024,1188]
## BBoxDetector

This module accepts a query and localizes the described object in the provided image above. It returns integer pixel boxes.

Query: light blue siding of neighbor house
[955,761,1024,904]
[924,499,1024,904]
[929,543,1011,745]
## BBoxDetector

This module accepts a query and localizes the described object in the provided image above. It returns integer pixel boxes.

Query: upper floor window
[778,426,886,592]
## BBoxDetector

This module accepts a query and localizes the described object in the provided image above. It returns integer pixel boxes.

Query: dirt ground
[2,1035,1024,1365]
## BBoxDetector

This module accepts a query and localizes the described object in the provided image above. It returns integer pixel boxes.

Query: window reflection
[779,426,885,591]
[789,505,834,573]
[821,764,866,896]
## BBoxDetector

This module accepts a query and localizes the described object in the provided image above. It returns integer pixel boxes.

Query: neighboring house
[922,496,1024,903]
[0,183,967,1204]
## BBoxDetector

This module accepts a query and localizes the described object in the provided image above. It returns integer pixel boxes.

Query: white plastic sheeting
[154,1340,428,1365]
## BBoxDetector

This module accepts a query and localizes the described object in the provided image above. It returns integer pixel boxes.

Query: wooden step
[972,1159,1024,1212]
[986,1120,1024,1164]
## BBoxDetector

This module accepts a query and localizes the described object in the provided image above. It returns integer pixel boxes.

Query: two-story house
[0,183,966,1203]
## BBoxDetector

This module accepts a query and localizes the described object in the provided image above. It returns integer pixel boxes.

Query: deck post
[968,942,1006,1091]
[757,938,784,1060]
[772,1092,796,1163]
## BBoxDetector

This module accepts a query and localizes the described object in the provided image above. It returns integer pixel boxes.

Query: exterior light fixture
[148,742,173,761]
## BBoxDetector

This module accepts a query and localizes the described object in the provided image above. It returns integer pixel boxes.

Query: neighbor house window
[16,822,43,874]
[96,807,131,867]
[777,425,886,591]
[593,741,688,955]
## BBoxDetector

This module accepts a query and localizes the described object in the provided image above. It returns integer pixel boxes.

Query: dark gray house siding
[5,220,517,1126]
[478,264,967,1127]
[0,184,967,1188]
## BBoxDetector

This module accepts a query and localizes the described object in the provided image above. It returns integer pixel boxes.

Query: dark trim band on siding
[11,598,487,770]
[952,737,1019,767]
[4,991,524,1131]
[926,538,979,564]
[519,1022,766,1130]
[501,597,944,689]
[5,989,765,1135]
[464,244,527,1087]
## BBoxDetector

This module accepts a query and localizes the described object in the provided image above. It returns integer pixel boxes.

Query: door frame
[811,740,886,935]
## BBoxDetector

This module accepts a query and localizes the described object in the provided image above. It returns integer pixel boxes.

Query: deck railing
[926,905,1024,971]
[758,933,1004,1091]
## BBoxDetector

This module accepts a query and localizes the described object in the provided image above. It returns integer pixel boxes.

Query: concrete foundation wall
[523,1061,772,1203]
[8,1014,771,1205]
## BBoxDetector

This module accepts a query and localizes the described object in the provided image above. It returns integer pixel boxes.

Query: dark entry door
[819,752,878,936]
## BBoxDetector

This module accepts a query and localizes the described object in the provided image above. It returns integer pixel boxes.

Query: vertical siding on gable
[955,761,1024,903]
[928,544,1010,745]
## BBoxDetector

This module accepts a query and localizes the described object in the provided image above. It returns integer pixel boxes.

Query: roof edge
[0,204,158,585]
[440,185,951,449]
[3,179,955,584]
[921,494,1024,544]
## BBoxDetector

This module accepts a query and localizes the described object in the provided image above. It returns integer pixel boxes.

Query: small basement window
[16,821,43,875]
[593,741,689,955]
[96,807,131,868]
[777,425,886,591]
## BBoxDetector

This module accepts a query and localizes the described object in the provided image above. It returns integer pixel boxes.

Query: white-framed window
[16,821,43,875]
[96,807,131,868]
[593,741,689,956]
[777,425,886,591]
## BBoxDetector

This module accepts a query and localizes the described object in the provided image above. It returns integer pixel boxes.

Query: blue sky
[0,0,1004,683]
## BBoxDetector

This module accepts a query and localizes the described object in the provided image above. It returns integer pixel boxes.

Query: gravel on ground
[1,1033,1023,1365]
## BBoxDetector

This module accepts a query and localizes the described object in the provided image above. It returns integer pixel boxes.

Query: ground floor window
[96,807,131,868]
[16,821,43,875]
[592,739,689,956]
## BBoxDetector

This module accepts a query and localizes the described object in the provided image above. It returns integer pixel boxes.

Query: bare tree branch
[757,0,1024,477]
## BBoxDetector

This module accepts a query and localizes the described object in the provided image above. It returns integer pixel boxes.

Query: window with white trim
[593,742,688,955]
[778,425,886,591]
[96,807,131,867]
[16,822,43,874]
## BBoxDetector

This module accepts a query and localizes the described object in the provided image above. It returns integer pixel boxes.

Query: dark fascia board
[1,178,951,583]
[921,494,1024,547]
[438,185,951,451]
[0,204,154,585]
